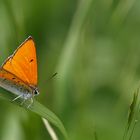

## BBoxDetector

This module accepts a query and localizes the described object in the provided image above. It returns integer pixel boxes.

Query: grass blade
[123,88,139,140]
[127,89,138,130]
[94,131,98,140]
[0,88,68,140]
[42,118,58,140]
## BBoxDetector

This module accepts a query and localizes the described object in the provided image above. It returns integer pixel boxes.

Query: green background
[0,0,140,140]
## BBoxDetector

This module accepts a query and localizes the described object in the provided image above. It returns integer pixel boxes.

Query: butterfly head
[33,87,39,96]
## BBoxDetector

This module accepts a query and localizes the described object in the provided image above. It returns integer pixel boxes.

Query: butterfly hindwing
[1,36,37,86]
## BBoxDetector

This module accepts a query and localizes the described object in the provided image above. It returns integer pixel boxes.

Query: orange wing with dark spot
[1,36,37,86]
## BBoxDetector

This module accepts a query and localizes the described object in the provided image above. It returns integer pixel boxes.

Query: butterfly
[0,36,39,107]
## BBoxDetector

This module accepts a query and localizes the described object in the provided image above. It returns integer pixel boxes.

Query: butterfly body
[0,36,39,106]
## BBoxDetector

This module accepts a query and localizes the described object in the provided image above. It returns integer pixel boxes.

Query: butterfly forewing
[2,37,37,86]
[0,68,33,98]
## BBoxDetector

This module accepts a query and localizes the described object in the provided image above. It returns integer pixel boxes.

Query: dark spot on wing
[12,77,16,80]
[30,59,34,63]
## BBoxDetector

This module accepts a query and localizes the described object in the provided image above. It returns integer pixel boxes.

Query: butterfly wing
[1,36,37,86]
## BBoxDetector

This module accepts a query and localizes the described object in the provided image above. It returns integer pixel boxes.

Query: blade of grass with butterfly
[0,87,68,140]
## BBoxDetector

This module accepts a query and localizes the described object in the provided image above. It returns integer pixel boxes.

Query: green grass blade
[123,88,139,140]
[94,131,98,140]
[28,100,68,140]
[128,120,137,140]
[128,89,138,130]
[0,88,68,140]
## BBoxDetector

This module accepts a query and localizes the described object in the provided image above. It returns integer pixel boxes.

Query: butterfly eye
[34,88,39,96]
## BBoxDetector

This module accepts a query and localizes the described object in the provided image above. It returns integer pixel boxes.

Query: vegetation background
[0,0,140,140]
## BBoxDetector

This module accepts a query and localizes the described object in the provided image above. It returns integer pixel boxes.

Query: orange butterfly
[0,36,39,107]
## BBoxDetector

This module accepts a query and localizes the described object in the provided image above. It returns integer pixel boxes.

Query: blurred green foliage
[0,0,140,140]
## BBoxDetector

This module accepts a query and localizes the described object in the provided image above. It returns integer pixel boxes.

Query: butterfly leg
[27,98,34,108]
[20,98,26,106]
[12,94,23,102]
[20,93,30,106]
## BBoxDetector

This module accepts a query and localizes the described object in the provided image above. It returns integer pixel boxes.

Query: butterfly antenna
[47,72,58,82]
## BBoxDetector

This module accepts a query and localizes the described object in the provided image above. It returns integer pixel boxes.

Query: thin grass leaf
[94,131,98,140]
[42,118,58,140]
[29,101,68,140]
[128,89,138,130]
[110,0,137,28]
[0,87,68,140]
[123,88,139,140]
[128,120,138,140]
